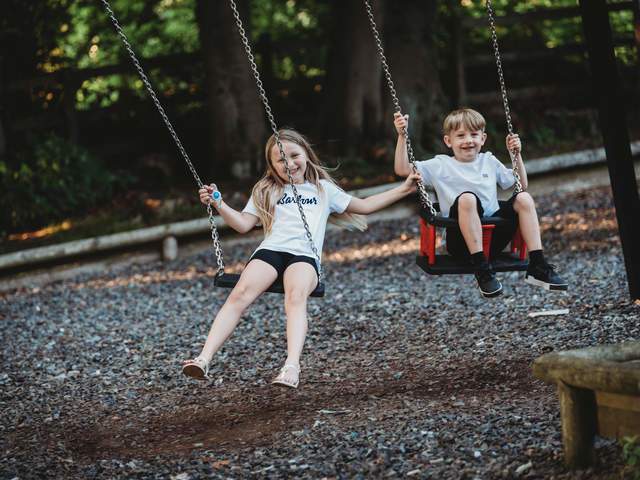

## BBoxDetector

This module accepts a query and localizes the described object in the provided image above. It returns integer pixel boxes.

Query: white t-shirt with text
[415,151,515,217]
[242,180,352,265]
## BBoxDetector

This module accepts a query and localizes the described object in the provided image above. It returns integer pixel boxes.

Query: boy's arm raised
[198,185,259,234]
[345,172,421,215]
[393,113,413,177]
[506,134,528,190]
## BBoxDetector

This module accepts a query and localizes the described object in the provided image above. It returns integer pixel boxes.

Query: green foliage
[64,0,199,109]
[622,436,640,479]
[252,0,329,80]
[0,134,131,235]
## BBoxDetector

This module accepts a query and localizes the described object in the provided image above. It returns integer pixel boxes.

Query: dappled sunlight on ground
[325,236,419,263]
[64,201,620,293]
[67,236,420,292]
[70,261,245,291]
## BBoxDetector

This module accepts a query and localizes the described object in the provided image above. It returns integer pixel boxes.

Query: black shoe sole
[478,285,503,298]
[525,276,568,291]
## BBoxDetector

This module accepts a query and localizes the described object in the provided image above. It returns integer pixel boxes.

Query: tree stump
[532,341,640,469]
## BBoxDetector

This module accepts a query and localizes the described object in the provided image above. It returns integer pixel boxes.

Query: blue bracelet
[211,190,222,207]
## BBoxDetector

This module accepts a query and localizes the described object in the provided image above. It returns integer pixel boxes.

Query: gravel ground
[1,185,638,479]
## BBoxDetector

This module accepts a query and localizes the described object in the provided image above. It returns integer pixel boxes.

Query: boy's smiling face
[444,126,487,162]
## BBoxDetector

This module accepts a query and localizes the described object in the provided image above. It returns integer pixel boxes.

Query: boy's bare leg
[457,193,484,254]
[456,193,503,297]
[514,192,568,290]
[513,192,542,251]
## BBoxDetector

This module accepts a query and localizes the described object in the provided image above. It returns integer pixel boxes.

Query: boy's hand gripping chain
[362,0,437,218]
[486,0,523,193]
[228,0,323,283]
[100,0,226,275]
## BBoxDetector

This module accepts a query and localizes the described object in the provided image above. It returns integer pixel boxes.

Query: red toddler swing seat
[416,203,529,275]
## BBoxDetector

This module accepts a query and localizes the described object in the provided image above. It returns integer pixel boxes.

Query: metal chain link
[100,0,225,274]
[486,0,523,193]
[228,0,324,282]
[362,0,437,217]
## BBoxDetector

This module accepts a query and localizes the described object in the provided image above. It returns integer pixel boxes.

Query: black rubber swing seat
[416,203,529,275]
[214,273,325,297]
[416,252,528,275]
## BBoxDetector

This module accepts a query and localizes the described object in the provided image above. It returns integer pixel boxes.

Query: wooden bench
[532,341,640,468]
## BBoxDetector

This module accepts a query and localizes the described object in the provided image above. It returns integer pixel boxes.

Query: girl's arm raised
[199,185,259,234]
[345,173,421,215]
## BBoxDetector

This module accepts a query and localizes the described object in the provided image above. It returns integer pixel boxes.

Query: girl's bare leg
[278,262,318,384]
[197,259,278,364]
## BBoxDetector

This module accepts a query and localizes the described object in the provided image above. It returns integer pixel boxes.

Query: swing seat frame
[214,273,325,297]
[416,204,529,275]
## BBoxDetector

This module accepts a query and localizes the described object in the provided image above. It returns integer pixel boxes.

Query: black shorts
[446,191,521,259]
[249,249,319,279]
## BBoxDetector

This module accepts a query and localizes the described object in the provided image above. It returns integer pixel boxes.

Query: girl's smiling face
[269,140,308,184]
[444,126,487,162]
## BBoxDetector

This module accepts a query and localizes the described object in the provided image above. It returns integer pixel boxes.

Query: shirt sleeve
[242,195,260,217]
[321,181,353,214]
[492,154,516,190]
[415,159,434,187]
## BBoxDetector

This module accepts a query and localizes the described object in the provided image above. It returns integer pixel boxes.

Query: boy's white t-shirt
[415,151,516,217]
[242,180,353,264]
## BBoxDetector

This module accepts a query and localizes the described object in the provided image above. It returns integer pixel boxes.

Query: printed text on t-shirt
[277,192,318,206]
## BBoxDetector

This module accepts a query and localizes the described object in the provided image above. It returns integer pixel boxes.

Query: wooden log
[596,391,640,438]
[162,236,178,261]
[558,381,597,469]
[533,341,640,395]
[0,217,224,270]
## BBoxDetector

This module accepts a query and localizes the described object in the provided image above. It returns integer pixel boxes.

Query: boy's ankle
[470,251,489,269]
[529,249,545,266]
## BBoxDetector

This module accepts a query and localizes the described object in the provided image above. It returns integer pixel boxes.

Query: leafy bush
[0,134,131,235]
[622,436,640,480]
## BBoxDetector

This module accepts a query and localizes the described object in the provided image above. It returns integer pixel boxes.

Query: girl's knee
[284,288,309,310]
[227,284,255,308]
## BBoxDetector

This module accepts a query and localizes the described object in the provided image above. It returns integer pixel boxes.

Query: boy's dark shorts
[446,191,522,259]
[249,248,319,279]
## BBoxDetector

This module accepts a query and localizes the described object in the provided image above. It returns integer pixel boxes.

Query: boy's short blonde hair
[442,108,486,135]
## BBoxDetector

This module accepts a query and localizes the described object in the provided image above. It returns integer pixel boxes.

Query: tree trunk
[0,56,5,159]
[196,0,265,180]
[384,0,446,155]
[323,0,383,160]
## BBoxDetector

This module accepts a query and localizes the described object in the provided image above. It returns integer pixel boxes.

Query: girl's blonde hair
[251,129,367,234]
[442,108,486,135]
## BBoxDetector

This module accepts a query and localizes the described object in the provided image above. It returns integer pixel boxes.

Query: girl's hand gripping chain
[402,171,422,194]
[198,184,223,209]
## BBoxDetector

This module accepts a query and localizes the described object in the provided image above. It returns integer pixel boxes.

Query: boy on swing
[394,108,568,297]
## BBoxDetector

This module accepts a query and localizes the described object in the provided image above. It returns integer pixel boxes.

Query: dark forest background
[1,0,638,247]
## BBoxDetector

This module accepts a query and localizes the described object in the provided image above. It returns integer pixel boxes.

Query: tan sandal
[271,363,300,389]
[182,357,209,380]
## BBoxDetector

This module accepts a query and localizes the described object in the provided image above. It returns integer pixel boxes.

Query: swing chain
[228,0,323,283]
[362,0,437,217]
[486,0,523,193]
[100,0,225,274]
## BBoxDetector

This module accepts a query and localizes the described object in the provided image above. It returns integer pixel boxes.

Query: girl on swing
[183,128,421,388]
